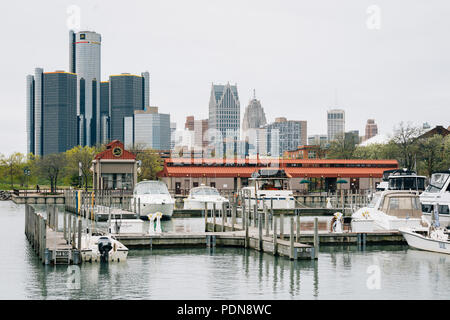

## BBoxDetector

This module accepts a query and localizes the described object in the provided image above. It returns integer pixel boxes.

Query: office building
[242,91,267,133]
[26,69,77,155]
[100,81,110,143]
[185,116,209,149]
[170,122,177,150]
[70,30,101,146]
[327,109,345,141]
[109,73,146,142]
[265,117,307,157]
[364,119,378,141]
[208,83,240,142]
[124,107,171,151]
[308,134,328,146]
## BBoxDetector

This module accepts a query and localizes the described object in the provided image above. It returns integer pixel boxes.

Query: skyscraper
[69,30,101,146]
[109,73,145,142]
[364,119,378,140]
[26,69,77,155]
[124,107,171,150]
[327,109,345,142]
[265,117,307,157]
[100,81,110,143]
[242,91,267,133]
[208,83,240,142]
[185,116,209,149]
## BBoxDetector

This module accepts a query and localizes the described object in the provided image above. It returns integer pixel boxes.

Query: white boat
[351,190,425,232]
[420,170,450,227]
[241,169,295,210]
[132,180,175,219]
[399,227,450,255]
[376,169,426,192]
[80,234,129,262]
[183,185,229,210]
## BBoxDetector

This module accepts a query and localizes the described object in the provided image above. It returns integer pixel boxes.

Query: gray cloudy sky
[1,0,449,156]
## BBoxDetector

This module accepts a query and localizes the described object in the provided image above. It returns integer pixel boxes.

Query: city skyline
[2,0,450,155]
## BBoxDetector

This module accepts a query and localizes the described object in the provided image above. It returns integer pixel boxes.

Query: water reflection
[1,202,450,299]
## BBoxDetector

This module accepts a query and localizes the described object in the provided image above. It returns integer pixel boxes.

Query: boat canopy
[379,193,422,218]
[250,169,291,179]
[134,181,170,195]
[190,186,220,196]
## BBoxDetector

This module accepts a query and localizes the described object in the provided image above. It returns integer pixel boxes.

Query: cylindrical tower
[71,30,101,146]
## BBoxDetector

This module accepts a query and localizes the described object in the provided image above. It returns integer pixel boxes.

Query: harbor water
[0,201,449,300]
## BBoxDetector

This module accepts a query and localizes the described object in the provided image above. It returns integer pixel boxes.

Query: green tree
[0,152,25,188]
[391,122,422,170]
[129,144,163,181]
[34,153,67,193]
[65,145,96,191]
[326,135,356,159]
[416,134,445,176]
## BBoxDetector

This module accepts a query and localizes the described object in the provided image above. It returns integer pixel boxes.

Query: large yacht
[352,190,425,232]
[183,185,229,210]
[420,170,450,227]
[241,169,295,210]
[132,180,175,219]
[376,169,426,192]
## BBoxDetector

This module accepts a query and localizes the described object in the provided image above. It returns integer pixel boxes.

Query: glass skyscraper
[208,83,240,140]
[327,109,345,142]
[26,70,77,155]
[70,30,101,147]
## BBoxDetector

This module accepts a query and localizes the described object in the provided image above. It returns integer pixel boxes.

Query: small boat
[241,169,295,210]
[351,190,425,232]
[80,234,129,262]
[420,170,450,227]
[132,180,175,219]
[400,203,450,255]
[376,169,427,192]
[183,185,229,210]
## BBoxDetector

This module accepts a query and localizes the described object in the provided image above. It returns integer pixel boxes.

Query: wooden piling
[221,202,225,232]
[296,214,300,243]
[245,209,249,248]
[204,202,208,232]
[280,213,284,240]
[72,217,76,249]
[138,197,141,219]
[63,211,67,240]
[77,219,82,250]
[290,217,294,260]
[231,202,236,231]
[313,217,319,259]
[258,212,263,251]
[264,203,269,237]
[213,203,216,232]
[273,216,278,256]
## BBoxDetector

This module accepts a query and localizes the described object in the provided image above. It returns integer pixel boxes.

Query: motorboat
[376,169,426,193]
[80,233,129,262]
[132,180,175,219]
[183,185,229,210]
[351,190,426,232]
[399,203,450,255]
[420,170,450,227]
[241,169,295,210]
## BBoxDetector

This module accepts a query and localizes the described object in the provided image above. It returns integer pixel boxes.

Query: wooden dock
[25,204,81,265]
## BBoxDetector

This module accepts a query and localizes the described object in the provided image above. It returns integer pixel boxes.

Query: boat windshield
[256,179,285,190]
[425,173,449,193]
[389,176,426,191]
[381,196,422,218]
[134,181,169,195]
[191,187,220,196]
[367,194,380,208]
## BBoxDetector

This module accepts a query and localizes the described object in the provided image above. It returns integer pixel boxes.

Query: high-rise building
[69,30,102,147]
[365,119,378,140]
[26,69,77,155]
[100,81,110,143]
[242,91,267,133]
[124,107,171,150]
[185,116,209,149]
[208,83,240,142]
[327,109,345,142]
[265,117,307,157]
[345,130,360,147]
[109,73,146,142]
[308,134,328,146]
[170,122,177,150]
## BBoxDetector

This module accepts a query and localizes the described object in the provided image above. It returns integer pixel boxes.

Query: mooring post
[231,202,236,231]
[253,204,257,228]
[264,203,269,237]
[245,209,249,248]
[213,203,216,232]
[72,217,76,249]
[280,213,284,240]
[290,217,294,260]
[63,211,67,240]
[77,219,82,251]
[258,212,263,251]
[221,202,225,232]
[204,202,208,232]
[314,217,319,259]
[296,212,300,243]
[273,215,278,256]
[270,198,274,231]
[67,214,71,245]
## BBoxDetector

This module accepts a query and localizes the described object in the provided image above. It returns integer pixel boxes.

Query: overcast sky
[1,0,449,156]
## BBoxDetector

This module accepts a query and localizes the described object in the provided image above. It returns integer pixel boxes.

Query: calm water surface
[0,201,449,300]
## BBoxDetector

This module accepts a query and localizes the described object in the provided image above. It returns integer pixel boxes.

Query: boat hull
[139,203,174,219]
[399,228,450,255]
[183,199,229,210]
